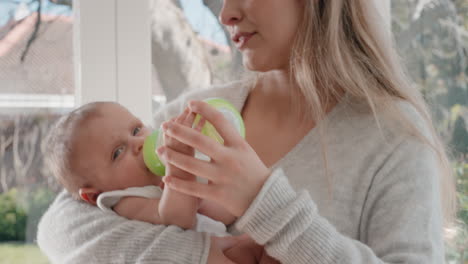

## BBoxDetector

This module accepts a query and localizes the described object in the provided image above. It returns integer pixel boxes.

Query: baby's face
[72,103,161,192]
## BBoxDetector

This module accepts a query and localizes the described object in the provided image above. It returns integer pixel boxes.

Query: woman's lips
[232,32,257,50]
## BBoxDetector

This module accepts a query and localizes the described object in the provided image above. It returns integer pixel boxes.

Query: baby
[45,101,278,264]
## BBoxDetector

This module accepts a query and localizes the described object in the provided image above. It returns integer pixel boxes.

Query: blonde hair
[44,102,108,200]
[247,0,456,226]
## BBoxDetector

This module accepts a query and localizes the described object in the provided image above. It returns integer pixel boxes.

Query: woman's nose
[219,0,242,26]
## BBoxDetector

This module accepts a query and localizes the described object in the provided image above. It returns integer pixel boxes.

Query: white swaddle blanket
[97,185,229,236]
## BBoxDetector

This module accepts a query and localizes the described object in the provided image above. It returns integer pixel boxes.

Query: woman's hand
[208,236,243,264]
[159,100,271,217]
[223,234,280,264]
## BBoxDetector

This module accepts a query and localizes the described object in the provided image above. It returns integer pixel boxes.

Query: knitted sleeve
[235,138,444,264]
[37,191,210,263]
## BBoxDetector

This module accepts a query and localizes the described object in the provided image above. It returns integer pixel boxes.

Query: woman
[38,0,455,263]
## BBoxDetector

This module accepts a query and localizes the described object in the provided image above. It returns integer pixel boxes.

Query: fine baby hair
[143,98,245,176]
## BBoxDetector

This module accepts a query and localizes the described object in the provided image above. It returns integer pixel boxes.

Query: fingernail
[162,122,173,131]
[157,146,164,155]
[161,122,168,130]
[188,101,197,110]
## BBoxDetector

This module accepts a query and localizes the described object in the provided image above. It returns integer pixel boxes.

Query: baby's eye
[112,147,124,161]
[133,126,141,136]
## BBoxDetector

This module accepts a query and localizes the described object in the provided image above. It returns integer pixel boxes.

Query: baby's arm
[158,108,200,229]
[198,199,237,226]
[113,196,162,225]
[111,109,198,228]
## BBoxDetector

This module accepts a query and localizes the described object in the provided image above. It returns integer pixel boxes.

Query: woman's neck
[244,70,343,125]
[244,71,306,124]
[256,71,296,100]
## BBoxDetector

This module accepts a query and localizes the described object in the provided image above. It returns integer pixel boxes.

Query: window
[0,1,73,262]
[150,0,238,110]
[392,1,468,262]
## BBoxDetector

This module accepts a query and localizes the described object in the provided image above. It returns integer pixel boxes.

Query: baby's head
[45,102,160,205]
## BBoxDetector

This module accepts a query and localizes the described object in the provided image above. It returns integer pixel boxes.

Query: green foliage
[452,116,468,156]
[0,189,27,241]
[454,162,468,227]
[445,162,468,263]
[392,1,468,262]
[0,187,56,242]
[19,187,57,243]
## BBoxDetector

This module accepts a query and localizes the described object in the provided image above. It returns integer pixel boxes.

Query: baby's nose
[132,137,144,154]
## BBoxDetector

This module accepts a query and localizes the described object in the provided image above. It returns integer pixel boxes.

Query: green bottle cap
[193,98,246,144]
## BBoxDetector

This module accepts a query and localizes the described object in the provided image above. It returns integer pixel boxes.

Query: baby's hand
[162,107,195,156]
[159,107,199,182]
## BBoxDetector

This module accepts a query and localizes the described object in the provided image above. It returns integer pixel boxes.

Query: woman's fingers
[163,174,214,201]
[163,117,178,145]
[188,100,242,146]
[157,145,217,182]
[162,121,223,160]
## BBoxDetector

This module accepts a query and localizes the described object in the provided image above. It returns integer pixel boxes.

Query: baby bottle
[143,98,245,177]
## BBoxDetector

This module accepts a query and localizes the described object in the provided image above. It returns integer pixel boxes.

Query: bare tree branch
[50,0,72,7]
[12,118,39,187]
[0,134,14,192]
[171,0,182,9]
[24,126,39,176]
[21,0,42,62]
[150,0,212,101]
[202,0,243,78]
[395,0,463,54]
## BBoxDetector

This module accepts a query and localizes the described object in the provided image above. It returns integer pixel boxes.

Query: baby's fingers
[183,108,197,128]
[175,108,189,124]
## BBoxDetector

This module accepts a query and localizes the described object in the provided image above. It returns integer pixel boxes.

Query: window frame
[73,0,153,125]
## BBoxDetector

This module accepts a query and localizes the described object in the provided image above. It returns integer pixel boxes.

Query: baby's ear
[79,188,100,206]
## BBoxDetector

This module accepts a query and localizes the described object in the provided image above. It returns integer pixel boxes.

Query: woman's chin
[242,54,285,73]
[243,59,271,73]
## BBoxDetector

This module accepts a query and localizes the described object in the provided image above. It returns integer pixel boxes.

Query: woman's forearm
[236,160,444,264]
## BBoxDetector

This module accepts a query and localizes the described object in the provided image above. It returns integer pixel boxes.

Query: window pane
[0,1,73,263]
[391,1,468,262]
[150,0,238,113]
